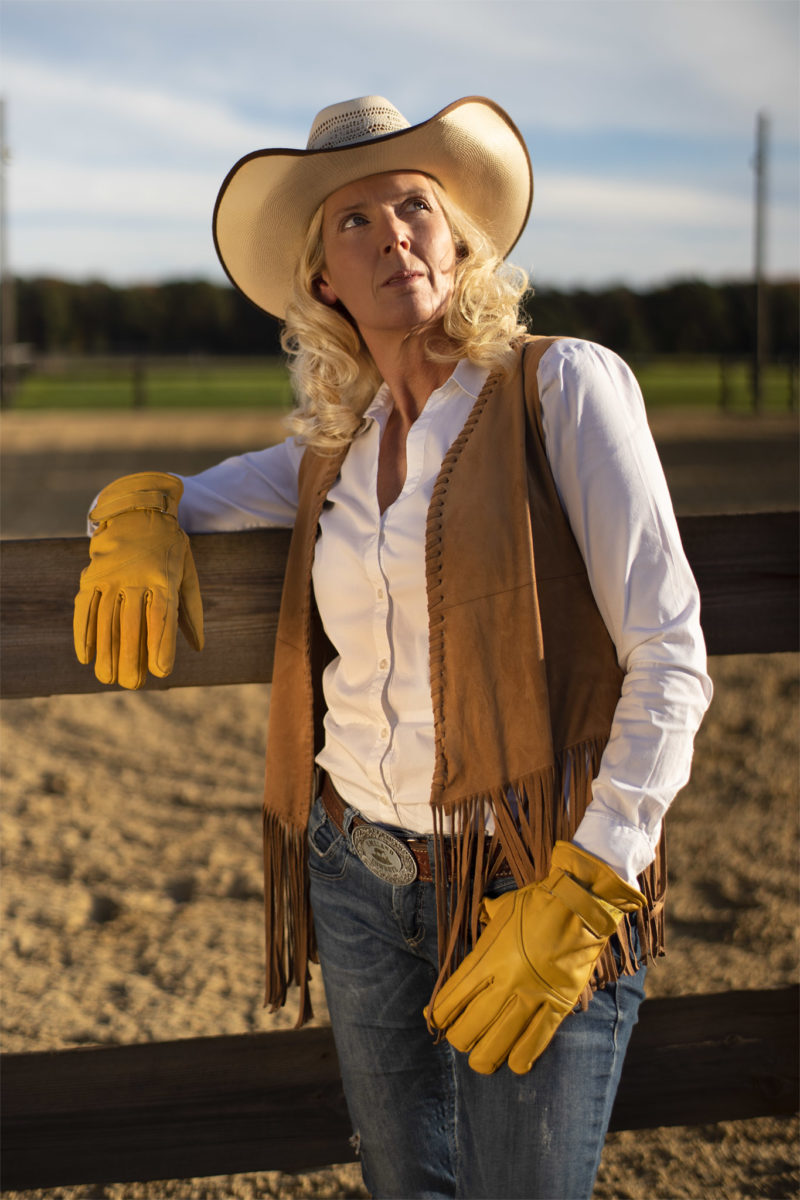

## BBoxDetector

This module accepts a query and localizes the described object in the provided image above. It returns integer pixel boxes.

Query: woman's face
[317,171,457,345]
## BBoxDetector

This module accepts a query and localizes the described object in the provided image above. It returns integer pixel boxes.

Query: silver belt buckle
[352,824,418,885]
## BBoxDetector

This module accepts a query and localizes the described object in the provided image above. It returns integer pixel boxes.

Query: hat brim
[212,96,532,319]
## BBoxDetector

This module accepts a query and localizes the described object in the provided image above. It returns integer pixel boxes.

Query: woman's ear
[314,275,338,307]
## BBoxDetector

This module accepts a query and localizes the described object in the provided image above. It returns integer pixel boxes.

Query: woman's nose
[381,217,410,253]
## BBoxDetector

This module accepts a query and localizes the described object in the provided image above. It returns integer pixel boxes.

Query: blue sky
[2,0,798,289]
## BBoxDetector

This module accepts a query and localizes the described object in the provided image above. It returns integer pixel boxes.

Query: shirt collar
[363,359,490,423]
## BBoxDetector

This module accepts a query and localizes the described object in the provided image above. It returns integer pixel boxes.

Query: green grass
[632,357,797,412]
[7,355,798,413]
[10,359,294,411]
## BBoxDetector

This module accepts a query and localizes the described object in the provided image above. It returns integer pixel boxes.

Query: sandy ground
[1,405,798,1199]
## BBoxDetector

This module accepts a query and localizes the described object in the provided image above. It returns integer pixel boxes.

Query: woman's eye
[407,197,432,212]
[342,213,367,230]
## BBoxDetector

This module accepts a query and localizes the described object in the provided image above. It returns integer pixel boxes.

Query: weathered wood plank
[1,511,797,699]
[609,984,799,1131]
[1,1025,349,1189]
[2,987,797,1191]
[678,511,799,655]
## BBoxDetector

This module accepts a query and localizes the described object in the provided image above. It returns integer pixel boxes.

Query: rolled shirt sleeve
[537,339,713,885]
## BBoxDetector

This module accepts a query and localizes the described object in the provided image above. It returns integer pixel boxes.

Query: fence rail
[1,510,798,1190]
[1,512,798,700]
[3,986,797,1191]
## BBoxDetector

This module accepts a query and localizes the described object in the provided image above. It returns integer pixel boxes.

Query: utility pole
[752,111,769,413]
[0,96,15,409]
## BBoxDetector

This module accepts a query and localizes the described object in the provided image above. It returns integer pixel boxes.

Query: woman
[74,95,712,1199]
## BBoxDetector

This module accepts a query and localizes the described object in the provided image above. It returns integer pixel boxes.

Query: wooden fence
[1,511,798,1190]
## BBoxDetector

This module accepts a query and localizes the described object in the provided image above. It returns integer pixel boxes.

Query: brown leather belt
[320,774,512,885]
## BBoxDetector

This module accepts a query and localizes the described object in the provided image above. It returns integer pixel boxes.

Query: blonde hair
[281,181,529,453]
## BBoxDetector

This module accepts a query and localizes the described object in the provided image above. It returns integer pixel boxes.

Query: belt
[320,774,512,886]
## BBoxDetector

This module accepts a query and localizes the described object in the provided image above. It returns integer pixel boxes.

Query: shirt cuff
[572,809,658,887]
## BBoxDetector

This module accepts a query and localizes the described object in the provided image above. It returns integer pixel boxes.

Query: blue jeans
[307,795,646,1200]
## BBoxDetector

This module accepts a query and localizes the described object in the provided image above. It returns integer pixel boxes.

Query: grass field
[10,359,294,411]
[632,355,797,412]
[7,354,798,413]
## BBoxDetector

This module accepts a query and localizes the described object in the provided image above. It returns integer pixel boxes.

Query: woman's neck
[367,329,458,426]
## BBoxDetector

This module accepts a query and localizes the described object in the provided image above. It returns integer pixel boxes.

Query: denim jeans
[307,795,646,1200]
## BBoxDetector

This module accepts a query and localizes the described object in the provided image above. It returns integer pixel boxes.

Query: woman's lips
[383,270,423,287]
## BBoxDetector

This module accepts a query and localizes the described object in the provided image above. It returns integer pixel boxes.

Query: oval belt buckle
[351,825,418,885]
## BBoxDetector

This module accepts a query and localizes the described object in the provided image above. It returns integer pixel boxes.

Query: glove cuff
[91,472,184,525]
[551,840,646,914]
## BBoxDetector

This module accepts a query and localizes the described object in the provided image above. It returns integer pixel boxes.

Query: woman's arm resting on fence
[74,473,204,690]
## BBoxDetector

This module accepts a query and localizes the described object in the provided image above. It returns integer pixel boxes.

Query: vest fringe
[262,808,315,1027]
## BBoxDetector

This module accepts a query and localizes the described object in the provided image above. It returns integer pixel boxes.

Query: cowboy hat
[213,95,533,319]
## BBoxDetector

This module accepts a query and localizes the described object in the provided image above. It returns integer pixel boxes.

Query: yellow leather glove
[427,840,645,1075]
[73,472,204,690]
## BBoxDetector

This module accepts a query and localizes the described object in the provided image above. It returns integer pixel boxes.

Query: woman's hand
[426,841,645,1074]
[73,472,204,690]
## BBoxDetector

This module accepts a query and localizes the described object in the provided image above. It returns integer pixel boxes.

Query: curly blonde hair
[281,181,529,453]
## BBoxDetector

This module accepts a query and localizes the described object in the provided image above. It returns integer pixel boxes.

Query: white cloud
[343,0,800,138]
[3,56,300,166]
[8,220,229,283]
[540,174,750,228]
[519,171,799,284]
[10,160,219,220]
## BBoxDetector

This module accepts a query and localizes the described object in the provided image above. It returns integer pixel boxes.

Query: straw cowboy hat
[213,95,533,319]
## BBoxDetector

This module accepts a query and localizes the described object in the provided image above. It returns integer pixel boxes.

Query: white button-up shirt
[178,340,712,885]
[312,359,483,829]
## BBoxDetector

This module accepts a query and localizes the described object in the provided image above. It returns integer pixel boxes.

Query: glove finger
[440,980,513,1055]
[178,545,204,652]
[145,589,178,679]
[93,590,121,685]
[117,589,149,690]
[507,1007,564,1075]
[465,993,546,1080]
[73,585,100,665]
[451,992,529,1073]
[430,908,516,1030]
[429,959,495,1030]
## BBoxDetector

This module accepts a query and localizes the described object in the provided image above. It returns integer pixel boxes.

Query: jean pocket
[307,797,348,879]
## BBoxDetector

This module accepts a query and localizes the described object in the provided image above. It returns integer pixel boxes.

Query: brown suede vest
[262,337,666,1024]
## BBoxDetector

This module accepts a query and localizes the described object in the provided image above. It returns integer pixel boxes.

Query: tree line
[12,275,799,360]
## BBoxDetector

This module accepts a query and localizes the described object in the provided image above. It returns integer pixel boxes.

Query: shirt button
[379,658,388,670]
[380,727,389,739]
[377,587,385,599]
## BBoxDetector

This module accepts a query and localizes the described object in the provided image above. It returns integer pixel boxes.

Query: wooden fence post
[132,357,147,408]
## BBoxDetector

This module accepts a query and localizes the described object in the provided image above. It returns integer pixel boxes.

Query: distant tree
[16,278,76,352]
[75,282,123,354]
[768,281,800,360]
[640,280,732,355]
[526,285,652,356]
[524,288,587,341]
